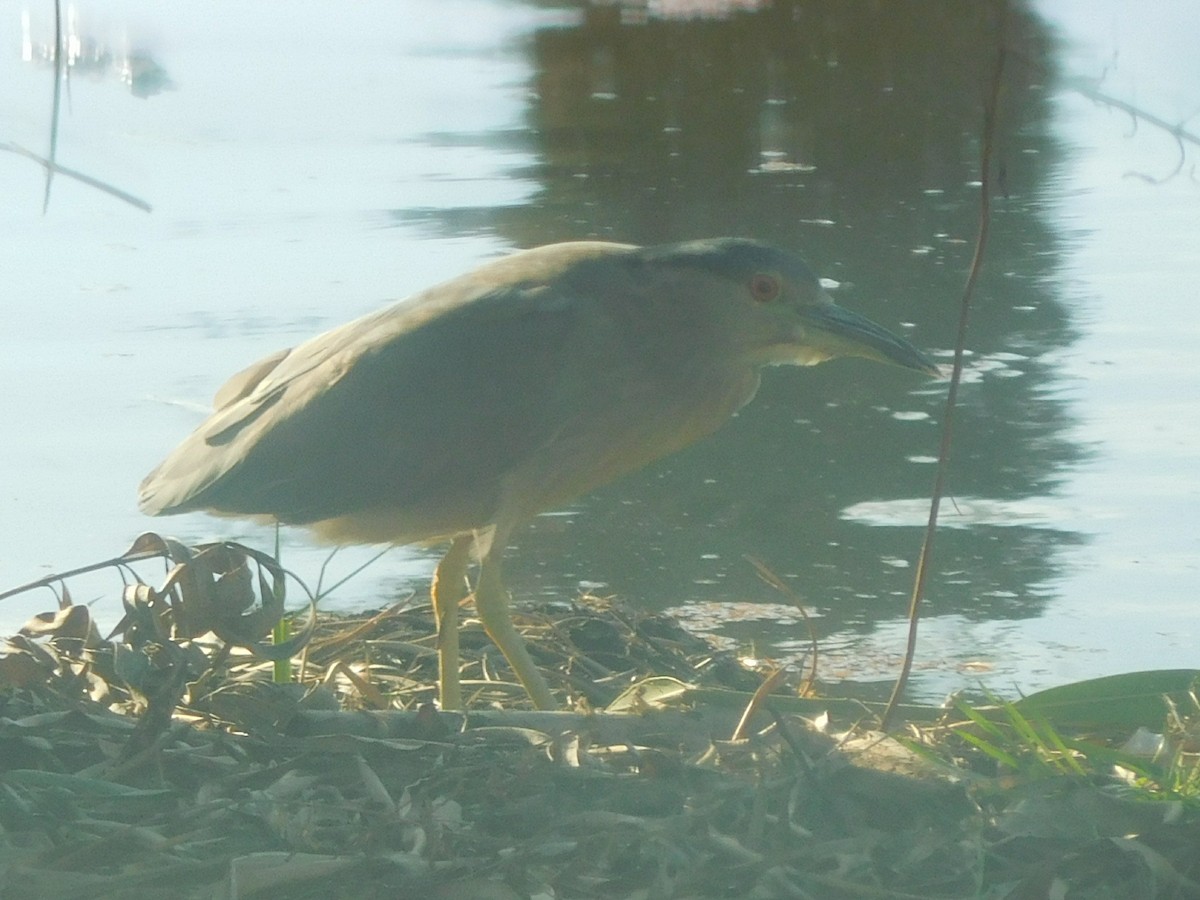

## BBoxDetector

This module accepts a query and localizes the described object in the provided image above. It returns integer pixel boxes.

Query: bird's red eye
[749,273,781,302]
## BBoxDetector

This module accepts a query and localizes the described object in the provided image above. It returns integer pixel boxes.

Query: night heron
[139,238,938,709]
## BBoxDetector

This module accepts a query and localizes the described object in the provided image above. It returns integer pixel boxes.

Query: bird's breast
[496,365,761,526]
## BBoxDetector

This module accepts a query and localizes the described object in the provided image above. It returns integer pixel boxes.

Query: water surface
[2,0,1196,700]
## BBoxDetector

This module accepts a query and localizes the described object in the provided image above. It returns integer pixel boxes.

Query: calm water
[2,0,1197,701]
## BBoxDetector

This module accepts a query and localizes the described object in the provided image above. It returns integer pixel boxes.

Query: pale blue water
[1,0,1197,701]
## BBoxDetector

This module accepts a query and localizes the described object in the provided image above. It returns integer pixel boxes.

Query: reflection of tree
[22,4,175,97]
[396,2,1085,644]
[5,3,164,212]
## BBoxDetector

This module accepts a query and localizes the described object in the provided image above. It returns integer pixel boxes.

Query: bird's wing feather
[138,245,634,527]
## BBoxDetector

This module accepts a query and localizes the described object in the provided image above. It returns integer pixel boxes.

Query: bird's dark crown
[639,237,821,288]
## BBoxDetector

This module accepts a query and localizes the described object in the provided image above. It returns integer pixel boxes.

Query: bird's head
[640,238,941,376]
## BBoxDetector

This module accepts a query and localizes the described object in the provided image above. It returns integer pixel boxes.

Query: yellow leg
[431,535,472,710]
[474,552,557,709]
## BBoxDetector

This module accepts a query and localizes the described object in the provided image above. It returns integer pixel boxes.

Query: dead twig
[882,1,1007,730]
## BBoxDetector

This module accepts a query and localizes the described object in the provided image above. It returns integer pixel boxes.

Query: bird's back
[138,238,841,546]
[138,242,641,541]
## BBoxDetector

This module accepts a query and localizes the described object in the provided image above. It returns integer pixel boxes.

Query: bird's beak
[798,297,941,376]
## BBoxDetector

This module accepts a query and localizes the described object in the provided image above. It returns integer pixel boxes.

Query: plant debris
[1,538,1198,898]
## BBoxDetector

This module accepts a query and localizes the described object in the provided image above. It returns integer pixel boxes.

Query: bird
[139,238,939,710]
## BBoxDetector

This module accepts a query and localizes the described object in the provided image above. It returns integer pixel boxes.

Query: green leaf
[956,729,1020,769]
[1013,670,1200,730]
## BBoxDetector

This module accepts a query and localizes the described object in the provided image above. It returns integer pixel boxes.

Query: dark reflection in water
[398,2,1079,664]
[21,7,174,98]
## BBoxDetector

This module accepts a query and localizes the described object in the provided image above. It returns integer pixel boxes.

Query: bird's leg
[431,535,472,710]
[474,551,557,709]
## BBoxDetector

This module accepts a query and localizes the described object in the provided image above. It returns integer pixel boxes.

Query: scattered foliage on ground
[1,539,1198,898]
